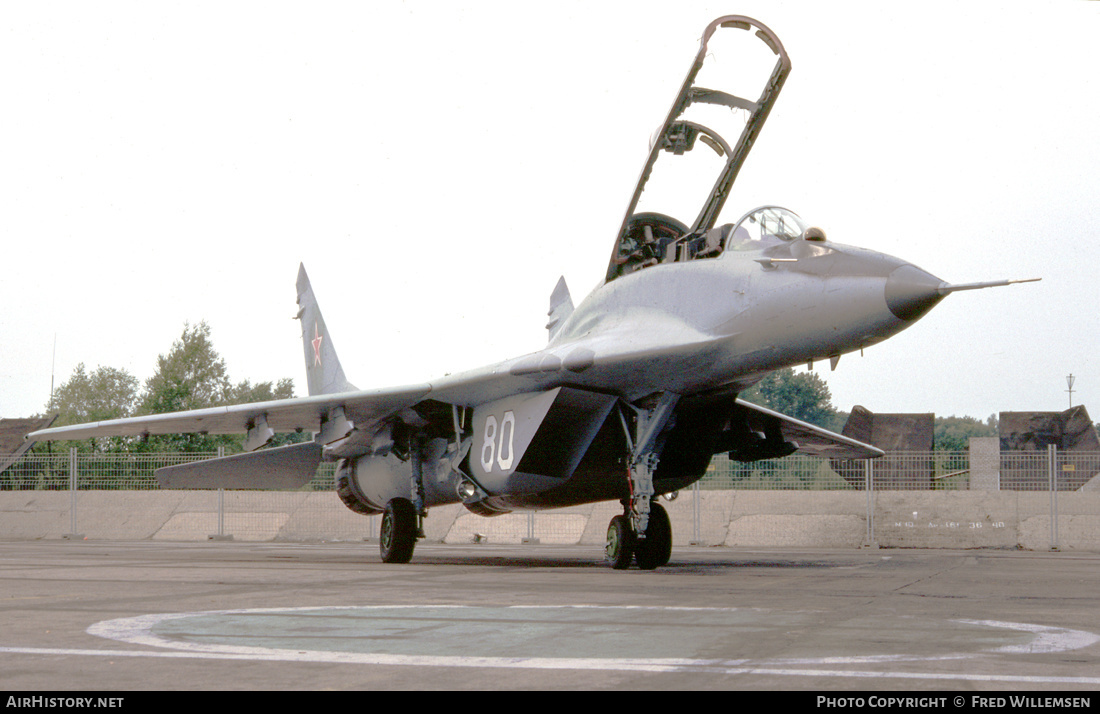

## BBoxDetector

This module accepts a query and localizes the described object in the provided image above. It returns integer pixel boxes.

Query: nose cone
[885,264,947,321]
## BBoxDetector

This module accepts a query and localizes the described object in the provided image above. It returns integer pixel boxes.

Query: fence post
[865,459,876,547]
[690,481,702,545]
[1049,443,1059,551]
[209,446,233,541]
[522,511,539,544]
[64,447,83,540]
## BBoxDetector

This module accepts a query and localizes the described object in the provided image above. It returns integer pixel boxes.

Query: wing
[733,398,883,460]
[26,384,435,490]
[26,384,431,446]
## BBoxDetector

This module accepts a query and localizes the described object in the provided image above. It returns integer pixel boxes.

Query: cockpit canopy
[607,206,812,276]
[605,17,791,282]
[726,206,808,249]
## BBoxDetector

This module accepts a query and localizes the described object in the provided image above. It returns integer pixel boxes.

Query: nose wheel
[605,501,672,570]
[605,515,635,569]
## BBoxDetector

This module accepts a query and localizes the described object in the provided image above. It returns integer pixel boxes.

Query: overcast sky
[2,0,1097,423]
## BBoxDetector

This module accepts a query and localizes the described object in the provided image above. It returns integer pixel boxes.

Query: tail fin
[295,264,356,395]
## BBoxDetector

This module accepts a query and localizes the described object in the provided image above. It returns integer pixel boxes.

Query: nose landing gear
[607,393,678,570]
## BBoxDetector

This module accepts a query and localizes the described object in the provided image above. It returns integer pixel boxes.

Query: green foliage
[230,377,296,404]
[933,414,997,451]
[138,322,232,415]
[134,322,235,453]
[44,363,139,452]
[229,377,307,448]
[740,367,839,430]
[41,321,299,455]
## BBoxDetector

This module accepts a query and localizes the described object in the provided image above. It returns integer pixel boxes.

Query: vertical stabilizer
[296,264,356,395]
[546,276,574,341]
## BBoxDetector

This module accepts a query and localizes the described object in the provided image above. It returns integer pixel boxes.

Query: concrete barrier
[1,489,1098,551]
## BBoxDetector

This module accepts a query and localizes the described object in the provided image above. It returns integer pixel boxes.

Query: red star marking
[312,324,323,366]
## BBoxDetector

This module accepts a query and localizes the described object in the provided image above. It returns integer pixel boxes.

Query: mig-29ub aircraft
[29,16,1038,569]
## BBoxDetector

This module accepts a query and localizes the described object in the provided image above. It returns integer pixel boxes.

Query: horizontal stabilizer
[155,441,322,489]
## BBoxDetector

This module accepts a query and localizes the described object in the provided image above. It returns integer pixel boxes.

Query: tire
[634,502,672,570]
[380,498,418,564]
[605,515,636,570]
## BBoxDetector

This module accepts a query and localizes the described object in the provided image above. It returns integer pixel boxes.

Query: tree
[138,321,232,417]
[229,377,306,448]
[135,321,232,452]
[229,377,296,405]
[934,414,997,451]
[135,322,300,452]
[740,368,839,430]
[44,363,139,452]
[31,322,299,456]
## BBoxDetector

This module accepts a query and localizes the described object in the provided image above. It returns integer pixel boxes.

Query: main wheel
[633,502,672,570]
[380,498,418,564]
[605,515,635,570]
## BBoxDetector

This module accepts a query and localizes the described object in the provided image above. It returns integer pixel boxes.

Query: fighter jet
[28,16,1037,569]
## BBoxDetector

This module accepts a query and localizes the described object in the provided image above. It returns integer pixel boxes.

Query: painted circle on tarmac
[86,605,1100,673]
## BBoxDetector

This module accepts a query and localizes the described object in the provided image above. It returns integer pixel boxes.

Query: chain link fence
[700,451,973,490]
[0,450,337,492]
[2,448,1098,549]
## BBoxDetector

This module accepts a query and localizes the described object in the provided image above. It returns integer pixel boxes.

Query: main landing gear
[605,500,672,570]
[380,433,431,564]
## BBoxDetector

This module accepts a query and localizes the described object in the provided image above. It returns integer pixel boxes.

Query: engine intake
[334,459,384,515]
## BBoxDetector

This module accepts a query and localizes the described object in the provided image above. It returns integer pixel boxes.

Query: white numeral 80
[480,411,516,472]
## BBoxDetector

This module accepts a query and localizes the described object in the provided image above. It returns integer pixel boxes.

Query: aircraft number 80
[480,411,516,472]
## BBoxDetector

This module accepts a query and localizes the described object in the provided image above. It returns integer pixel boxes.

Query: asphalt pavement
[2,541,1099,691]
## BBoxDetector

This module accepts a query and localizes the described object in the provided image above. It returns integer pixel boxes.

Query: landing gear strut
[606,393,678,569]
[380,433,430,564]
[617,393,678,534]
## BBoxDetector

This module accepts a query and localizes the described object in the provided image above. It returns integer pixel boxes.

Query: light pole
[1066,374,1075,408]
